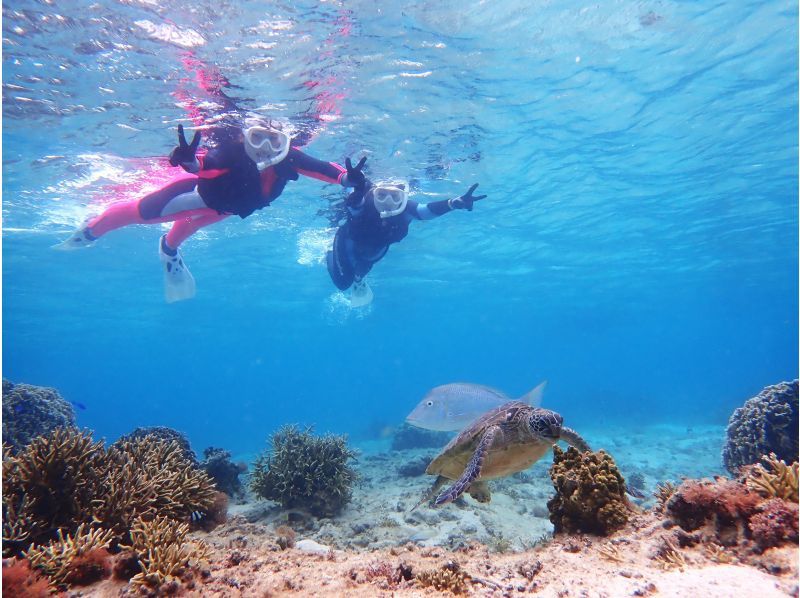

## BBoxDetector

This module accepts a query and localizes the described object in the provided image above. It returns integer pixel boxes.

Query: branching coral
[654,481,677,513]
[547,446,630,535]
[722,380,798,473]
[3,429,217,559]
[745,453,799,502]
[415,561,470,594]
[2,429,107,552]
[653,538,686,571]
[250,425,359,517]
[24,523,113,590]
[121,515,209,588]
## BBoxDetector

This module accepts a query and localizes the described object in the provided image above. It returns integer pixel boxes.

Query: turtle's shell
[426,401,556,481]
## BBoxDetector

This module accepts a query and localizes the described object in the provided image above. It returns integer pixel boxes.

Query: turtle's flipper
[411,476,447,511]
[435,425,501,506]
[467,481,491,503]
[559,426,590,452]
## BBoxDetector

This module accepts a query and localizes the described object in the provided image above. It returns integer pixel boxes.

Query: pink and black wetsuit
[86,134,346,249]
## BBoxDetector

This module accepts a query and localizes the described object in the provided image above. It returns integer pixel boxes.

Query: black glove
[450,183,487,211]
[168,124,201,167]
[344,156,367,189]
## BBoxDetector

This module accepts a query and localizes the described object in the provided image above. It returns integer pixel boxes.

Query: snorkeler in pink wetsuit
[57,120,363,302]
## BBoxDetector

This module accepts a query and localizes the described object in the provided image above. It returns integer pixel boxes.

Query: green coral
[547,446,630,535]
[250,425,358,518]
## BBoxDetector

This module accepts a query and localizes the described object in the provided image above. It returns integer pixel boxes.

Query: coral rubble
[2,379,77,452]
[547,446,631,535]
[722,379,798,473]
[250,425,358,517]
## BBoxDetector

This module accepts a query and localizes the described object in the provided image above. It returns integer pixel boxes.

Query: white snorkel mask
[370,181,409,218]
[243,123,290,168]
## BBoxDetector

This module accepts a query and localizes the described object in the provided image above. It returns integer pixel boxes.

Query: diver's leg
[326,226,356,290]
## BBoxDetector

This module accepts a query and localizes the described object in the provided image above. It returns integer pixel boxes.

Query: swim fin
[159,235,196,303]
[350,278,373,307]
[53,226,96,251]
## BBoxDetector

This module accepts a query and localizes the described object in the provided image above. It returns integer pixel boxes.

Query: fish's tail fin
[521,380,547,407]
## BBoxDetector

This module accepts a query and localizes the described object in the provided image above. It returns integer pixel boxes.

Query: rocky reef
[547,446,631,536]
[2,379,76,452]
[201,446,247,499]
[2,427,218,592]
[722,379,798,474]
[250,425,359,518]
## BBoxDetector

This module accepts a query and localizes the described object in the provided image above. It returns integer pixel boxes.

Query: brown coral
[23,524,114,590]
[748,498,799,551]
[745,453,799,502]
[547,446,630,535]
[121,515,210,588]
[416,560,470,594]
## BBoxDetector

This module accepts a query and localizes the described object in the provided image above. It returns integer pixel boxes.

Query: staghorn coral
[3,429,217,558]
[250,425,359,518]
[653,537,686,570]
[121,515,209,588]
[654,481,677,513]
[2,428,107,553]
[24,523,113,590]
[2,379,77,453]
[748,498,799,551]
[415,560,470,594]
[547,446,630,535]
[745,453,799,502]
[722,380,798,473]
[114,426,198,466]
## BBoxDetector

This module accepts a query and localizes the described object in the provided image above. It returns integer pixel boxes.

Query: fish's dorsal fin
[520,380,547,407]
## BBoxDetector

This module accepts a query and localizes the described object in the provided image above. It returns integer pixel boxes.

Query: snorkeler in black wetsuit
[326,157,486,303]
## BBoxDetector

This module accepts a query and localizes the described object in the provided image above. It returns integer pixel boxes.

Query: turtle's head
[529,409,563,440]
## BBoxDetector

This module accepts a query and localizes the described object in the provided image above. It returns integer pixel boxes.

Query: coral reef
[2,379,76,453]
[722,380,798,473]
[23,524,113,590]
[748,499,800,551]
[391,424,451,451]
[120,515,209,588]
[415,560,470,593]
[547,446,630,535]
[666,470,799,552]
[250,425,359,518]
[114,425,198,466]
[2,428,217,560]
[201,446,247,498]
[745,453,799,502]
[2,428,107,553]
[2,557,51,597]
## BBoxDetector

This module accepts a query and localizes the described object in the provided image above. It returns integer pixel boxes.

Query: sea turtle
[415,401,590,507]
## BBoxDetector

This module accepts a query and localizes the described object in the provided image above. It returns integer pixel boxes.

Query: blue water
[3,1,797,460]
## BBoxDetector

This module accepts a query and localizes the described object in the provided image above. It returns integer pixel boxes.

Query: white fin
[350,278,373,307]
[520,380,547,407]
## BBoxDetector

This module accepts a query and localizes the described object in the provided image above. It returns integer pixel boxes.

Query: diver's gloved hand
[449,183,487,211]
[168,124,201,167]
[342,156,367,189]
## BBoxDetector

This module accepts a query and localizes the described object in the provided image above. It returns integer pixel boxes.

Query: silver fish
[405,381,546,432]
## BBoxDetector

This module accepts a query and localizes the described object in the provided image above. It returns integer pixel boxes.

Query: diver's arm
[284,148,346,184]
[410,183,487,220]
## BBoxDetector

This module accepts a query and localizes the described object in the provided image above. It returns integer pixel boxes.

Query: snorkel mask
[370,181,409,218]
[243,122,290,168]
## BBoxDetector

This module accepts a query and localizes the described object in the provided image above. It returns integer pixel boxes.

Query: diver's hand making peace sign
[449,183,487,211]
[168,124,201,167]
[343,156,368,189]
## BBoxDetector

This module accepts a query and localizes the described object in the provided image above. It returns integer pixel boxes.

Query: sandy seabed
[78,424,800,596]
